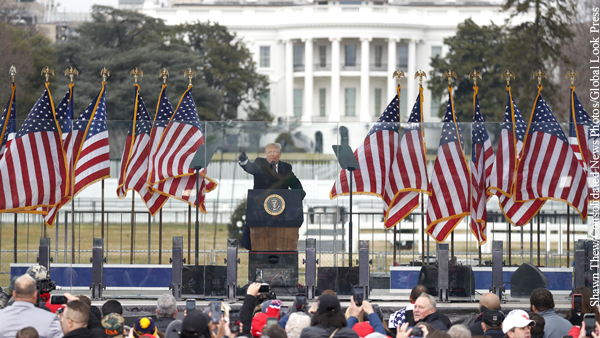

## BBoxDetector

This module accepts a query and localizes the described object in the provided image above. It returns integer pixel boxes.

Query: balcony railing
[294,64,305,72]
[370,63,387,71]
[341,63,360,71]
[315,63,331,71]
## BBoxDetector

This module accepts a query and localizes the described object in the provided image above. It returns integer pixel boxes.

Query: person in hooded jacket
[299,294,358,338]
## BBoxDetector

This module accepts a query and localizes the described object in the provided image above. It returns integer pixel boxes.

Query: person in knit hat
[132,317,157,338]
[252,312,268,337]
[266,299,282,319]
[285,312,311,338]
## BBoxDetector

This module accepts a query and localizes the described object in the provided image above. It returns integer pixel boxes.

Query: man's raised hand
[238,152,248,162]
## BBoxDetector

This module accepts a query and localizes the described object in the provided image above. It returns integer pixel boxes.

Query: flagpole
[159,209,163,264]
[188,204,191,264]
[422,194,425,264]
[131,194,135,264]
[414,71,427,266]
[538,213,541,266]
[101,180,105,240]
[391,70,405,267]
[566,206,570,268]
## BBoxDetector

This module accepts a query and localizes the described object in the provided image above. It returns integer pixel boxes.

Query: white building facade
[140,0,519,123]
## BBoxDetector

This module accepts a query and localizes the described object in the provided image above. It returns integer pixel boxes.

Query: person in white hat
[503,310,536,338]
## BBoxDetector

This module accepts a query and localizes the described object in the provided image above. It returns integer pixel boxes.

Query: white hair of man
[156,294,177,318]
[448,324,472,338]
[418,294,437,310]
[265,143,282,152]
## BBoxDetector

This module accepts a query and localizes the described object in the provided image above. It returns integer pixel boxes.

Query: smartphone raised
[266,317,278,327]
[259,283,270,293]
[229,309,240,334]
[210,302,222,324]
[50,295,67,305]
[573,294,583,314]
[584,313,596,337]
[186,299,196,313]
[353,286,364,307]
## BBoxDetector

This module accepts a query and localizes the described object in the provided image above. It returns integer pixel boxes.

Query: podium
[246,189,303,251]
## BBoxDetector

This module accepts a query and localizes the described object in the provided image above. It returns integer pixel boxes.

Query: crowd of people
[0,272,599,338]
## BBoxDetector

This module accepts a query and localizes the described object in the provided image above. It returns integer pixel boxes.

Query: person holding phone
[568,287,600,338]
[347,297,386,336]
[299,293,358,338]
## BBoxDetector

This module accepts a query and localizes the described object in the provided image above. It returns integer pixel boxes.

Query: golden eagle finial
[533,69,546,87]
[40,67,54,83]
[501,70,515,86]
[100,67,110,83]
[443,69,457,86]
[64,67,79,83]
[414,70,427,87]
[184,68,196,85]
[130,67,143,84]
[159,68,169,84]
[469,69,482,87]
[565,70,579,86]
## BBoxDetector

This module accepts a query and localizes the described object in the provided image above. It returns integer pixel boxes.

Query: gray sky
[55,0,119,12]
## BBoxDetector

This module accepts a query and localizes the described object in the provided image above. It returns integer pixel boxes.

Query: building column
[360,36,371,122]
[329,37,341,122]
[285,39,294,119]
[387,37,398,103]
[406,39,417,120]
[303,38,313,123]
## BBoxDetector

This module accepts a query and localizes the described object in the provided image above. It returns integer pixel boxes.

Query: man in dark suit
[238,143,305,249]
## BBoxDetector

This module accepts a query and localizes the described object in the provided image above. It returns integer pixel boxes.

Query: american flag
[515,89,588,219]
[330,92,428,227]
[117,84,153,199]
[148,85,217,211]
[55,83,74,141]
[487,90,544,226]
[383,90,429,228]
[470,90,494,246]
[43,83,111,226]
[426,89,470,243]
[0,83,17,161]
[137,84,173,215]
[330,95,400,200]
[0,84,67,213]
[568,86,598,203]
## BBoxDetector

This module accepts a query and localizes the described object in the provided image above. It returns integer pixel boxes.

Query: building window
[294,88,303,117]
[397,45,408,69]
[315,131,323,153]
[374,88,382,115]
[400,88,407,118]
[345,45,356,67]
[294,45,304,69]
[319,88,326,116]
[260,46,270,68]
[374,45,383,68]
[431,94,441,117]
[319,45,327,68]
[431,46,442,58]
[260,89,270,113]
[339,126,349,146]
[345,88,356,116]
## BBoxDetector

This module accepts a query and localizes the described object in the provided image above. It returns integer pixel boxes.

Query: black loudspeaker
[316,267,360,295]
[510,263,548,298]
[417,265,475,298]
[248,251,298,296]
[182,265,227,296]
[417,265,439,296]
